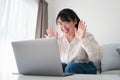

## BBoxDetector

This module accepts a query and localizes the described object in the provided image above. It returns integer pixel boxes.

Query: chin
[64,32,70,36]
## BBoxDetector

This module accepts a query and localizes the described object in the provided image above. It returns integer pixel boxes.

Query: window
[0,0,39,74]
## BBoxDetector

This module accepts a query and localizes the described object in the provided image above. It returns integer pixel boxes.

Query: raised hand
[75,20,87,42]
[45,27,58,39]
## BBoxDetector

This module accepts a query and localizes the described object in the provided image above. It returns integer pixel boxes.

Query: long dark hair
[56,8,80,29]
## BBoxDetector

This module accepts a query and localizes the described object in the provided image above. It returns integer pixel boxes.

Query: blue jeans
[62,61,97,74]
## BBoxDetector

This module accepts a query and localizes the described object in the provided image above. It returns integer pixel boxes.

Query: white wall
[46,0,120,45]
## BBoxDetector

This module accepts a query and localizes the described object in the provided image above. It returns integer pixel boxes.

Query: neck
[66,34,75,43]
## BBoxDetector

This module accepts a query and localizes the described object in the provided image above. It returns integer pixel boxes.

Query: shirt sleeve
[80,32,103,62]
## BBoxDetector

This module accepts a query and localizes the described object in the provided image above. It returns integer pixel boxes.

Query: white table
[0,73,120,80]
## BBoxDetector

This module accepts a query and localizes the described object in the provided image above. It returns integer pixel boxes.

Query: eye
[65,21,69,24]
[64,21,70,26]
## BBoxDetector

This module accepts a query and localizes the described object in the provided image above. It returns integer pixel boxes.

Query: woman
[46,8,102,74]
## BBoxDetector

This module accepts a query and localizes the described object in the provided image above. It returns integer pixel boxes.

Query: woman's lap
[62,61,97,74]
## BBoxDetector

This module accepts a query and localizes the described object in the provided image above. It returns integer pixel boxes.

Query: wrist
[79,37,85,42]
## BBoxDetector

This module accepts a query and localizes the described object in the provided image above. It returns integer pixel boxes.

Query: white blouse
[58,32,103,64]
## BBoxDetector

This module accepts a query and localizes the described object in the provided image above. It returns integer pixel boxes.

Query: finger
[83,21,86,26]
[47,27,53,35]
[79,20,83,25]
[79,20,84,26]
[48,28,54,36]
[49,27,52,33]
[49,27,55,34]
[46,29,49,34]
[82,24,86,30]
[49,27,53,32]
[80,20,83,23]
[81,21,86,30]
[83,25,87,33]
[47,28,51,34]
[81,20,85,26]
[55,32,58,40]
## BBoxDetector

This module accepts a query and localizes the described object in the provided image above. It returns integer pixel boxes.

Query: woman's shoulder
[85,32,94,37]
[85,32,96,41]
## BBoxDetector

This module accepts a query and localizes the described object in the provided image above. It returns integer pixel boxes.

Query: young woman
[46,8,102,74]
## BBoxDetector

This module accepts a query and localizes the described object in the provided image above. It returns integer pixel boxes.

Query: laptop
[12,37,73,76]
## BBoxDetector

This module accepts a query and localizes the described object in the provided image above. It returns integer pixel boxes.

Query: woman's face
[57,18,77,36]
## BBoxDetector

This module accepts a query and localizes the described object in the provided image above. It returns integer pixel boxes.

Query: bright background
[46,0,120,45]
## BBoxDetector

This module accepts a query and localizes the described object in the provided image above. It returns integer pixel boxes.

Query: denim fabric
[62,61,97,74]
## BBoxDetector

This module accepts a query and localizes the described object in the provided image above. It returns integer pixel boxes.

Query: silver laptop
[12,37,73,76]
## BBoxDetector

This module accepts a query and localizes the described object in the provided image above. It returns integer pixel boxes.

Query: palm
[75,20,87,42]
[46,27,58,39]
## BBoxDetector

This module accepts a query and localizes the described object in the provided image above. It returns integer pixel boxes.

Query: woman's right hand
[45,27,58,39]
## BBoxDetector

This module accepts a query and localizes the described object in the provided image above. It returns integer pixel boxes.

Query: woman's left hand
[75,20,87,42]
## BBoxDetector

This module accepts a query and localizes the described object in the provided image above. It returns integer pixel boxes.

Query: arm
[75,20,102,61]
[80,32,103,61]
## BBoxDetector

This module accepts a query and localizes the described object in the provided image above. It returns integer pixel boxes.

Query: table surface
[0,73,120,80]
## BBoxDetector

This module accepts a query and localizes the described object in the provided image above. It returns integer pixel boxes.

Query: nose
[62,25,65,28]
[61,24,68,28]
